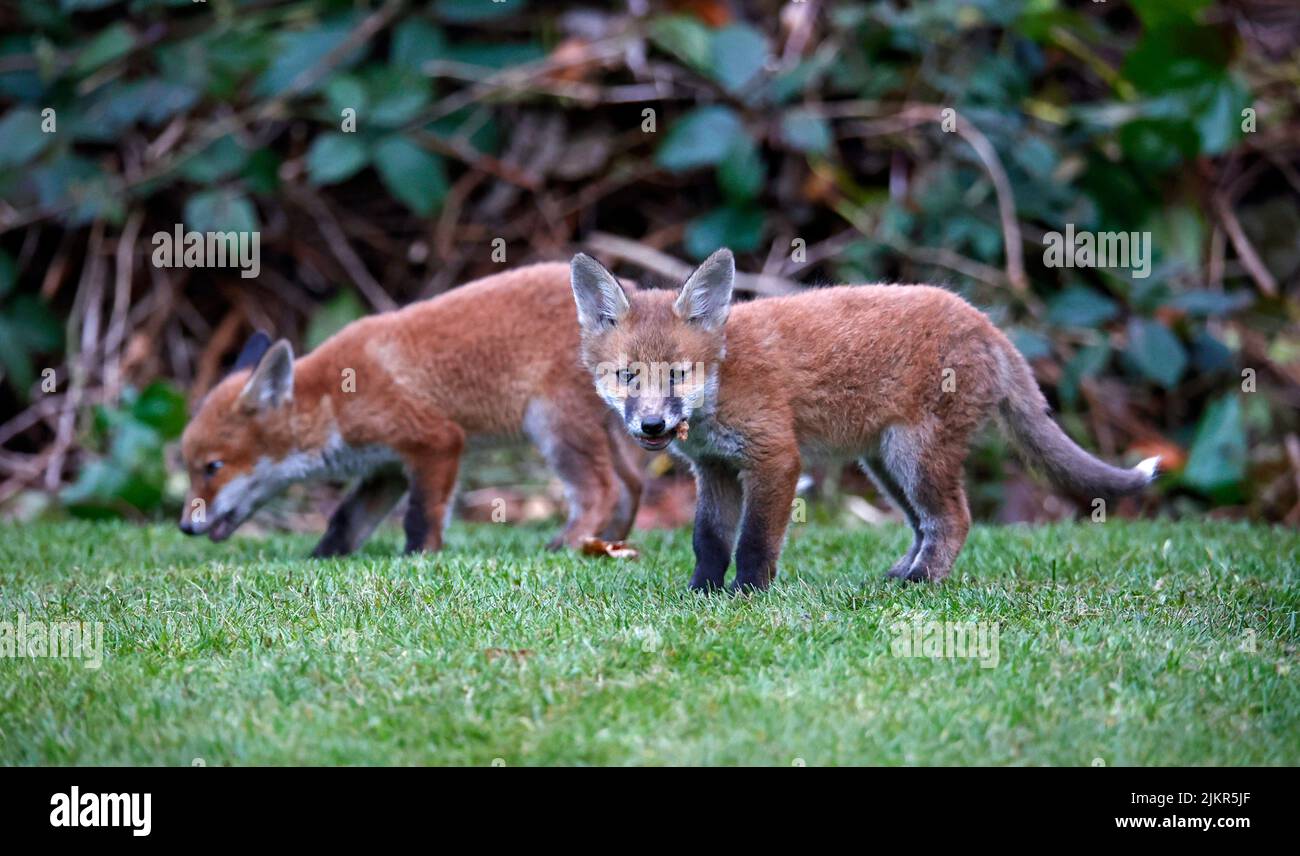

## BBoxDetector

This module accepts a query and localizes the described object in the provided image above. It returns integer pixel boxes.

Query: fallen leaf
[580,537,640,559]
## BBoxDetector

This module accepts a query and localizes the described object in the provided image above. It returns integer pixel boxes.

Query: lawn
[0,519,1296,766]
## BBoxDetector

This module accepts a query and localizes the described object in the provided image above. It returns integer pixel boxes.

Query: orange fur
[571,249,1157,590]
[180,263,641,555]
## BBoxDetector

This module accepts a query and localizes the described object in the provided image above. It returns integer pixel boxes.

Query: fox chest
[672,419,747,467]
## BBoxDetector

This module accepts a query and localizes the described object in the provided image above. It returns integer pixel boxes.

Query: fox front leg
[688,460,743,592]
[400,432,464,554]
[731,456,801,592]
[312,467,407,558]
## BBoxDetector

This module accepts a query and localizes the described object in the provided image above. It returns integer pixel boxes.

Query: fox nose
[179,518,195,536]
[640,417,667,437]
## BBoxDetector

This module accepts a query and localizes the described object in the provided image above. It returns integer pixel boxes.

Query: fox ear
[570,253,630,333]
[232,331,272,372]
[674,248,734,330]
[237,339,294,412]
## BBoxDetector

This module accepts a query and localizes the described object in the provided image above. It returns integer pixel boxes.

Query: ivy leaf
[656,106,746,172]
[390,18,446,72]
[306,289,367,351]
[780,108,832,155]
[373,135,447,215]
[1182,395,1246,499]
[648,15,712,73]
[685,205,764,260]
[717,136,764,202]
[0,108,54,168]
[72,23,135,76]
[1126,317,1186,388]
[184,189,259,234]
[1047,286,1120,329]
[306,132,369,186]
[710,24,768,94]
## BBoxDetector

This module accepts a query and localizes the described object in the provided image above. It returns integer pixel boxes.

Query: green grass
[1,519,1296,765]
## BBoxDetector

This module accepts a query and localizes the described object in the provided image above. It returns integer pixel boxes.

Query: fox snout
[628,408,681,451]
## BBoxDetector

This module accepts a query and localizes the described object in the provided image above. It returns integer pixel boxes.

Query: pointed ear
[570,253,630,333]
[232,331,272,372]
[237,339,294,412]
[674,248,734,330]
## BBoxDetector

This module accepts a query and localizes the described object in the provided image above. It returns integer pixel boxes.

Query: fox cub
[180,263,641,556]
[570,249,1158,591]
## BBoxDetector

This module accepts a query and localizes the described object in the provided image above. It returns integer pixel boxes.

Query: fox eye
[669,367,689,388]
[617,368,638,386]
[204,460,224,478]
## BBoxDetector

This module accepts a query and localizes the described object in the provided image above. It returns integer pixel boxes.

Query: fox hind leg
[312,467,407,558]
[526,404,618,551]
[860,456,923,578]
[879,425,972,582]
[598,413,643,542]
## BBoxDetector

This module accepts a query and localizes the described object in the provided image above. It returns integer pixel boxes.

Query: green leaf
[363,67,431,127]
[1182,394,1246,498]
[648,15,713,73]
[391,18,446,72]
[306,132,369,186]
[684,205,764,260]
[1126,317,1186,388]
[716,136,764,201]
[72,23,135,76]
[710,24,768,94]
[184,189,259,234]
[780,108,832,155]
[1059,343,1111,408]
[1047,286,1119,328]
[306,289,367,351]
[255,21,363,97]
[130,381,188,440]
[1129,0,1213,32]
[180,135,250,183]
[435,0,527,23]
[0,248,14,299]
[0,107,54,169]
[1008,328,1052,362]
[656,106,746,172]
[373,135,447,216]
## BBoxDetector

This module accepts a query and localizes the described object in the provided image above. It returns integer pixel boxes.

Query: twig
[45,220,106,491]
[289,186,398,313]
[103,209,143,401]
[1212,190,1278,296]
[838,103,1029,293]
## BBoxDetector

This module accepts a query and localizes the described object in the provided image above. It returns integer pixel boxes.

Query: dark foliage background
[0,0,1297,527]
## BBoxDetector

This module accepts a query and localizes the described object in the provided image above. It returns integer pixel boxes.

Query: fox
[569,248,1160,591]
[179,262,642,556]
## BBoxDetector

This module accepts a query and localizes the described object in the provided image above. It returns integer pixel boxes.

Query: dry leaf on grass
[580,537,640,559]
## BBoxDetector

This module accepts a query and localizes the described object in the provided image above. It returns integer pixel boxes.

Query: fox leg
[732,452,801,592]
[880,425,972,582]
[526,405,619,550]
[599,414,643,541]
[401,431,465,554]
[860,456,923,577]
[312,467,407,558]
[689,459,743,592]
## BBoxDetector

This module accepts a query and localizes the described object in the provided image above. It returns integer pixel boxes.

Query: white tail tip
[1136,456,1161,482]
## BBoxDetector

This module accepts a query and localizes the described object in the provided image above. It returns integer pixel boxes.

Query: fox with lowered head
[179,263,642,556]
[569,248,1159,592]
